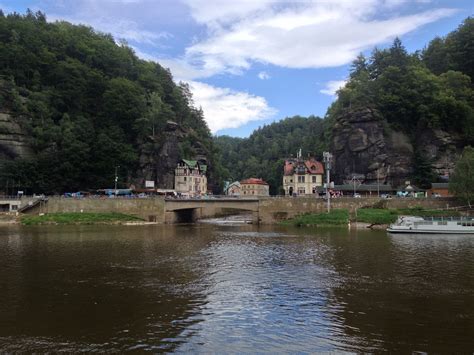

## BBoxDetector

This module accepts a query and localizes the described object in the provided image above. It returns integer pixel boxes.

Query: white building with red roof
[283,155,324,196]
[240,178,269,197]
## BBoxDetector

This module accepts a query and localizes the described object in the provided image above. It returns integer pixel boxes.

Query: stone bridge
[164,198,260,223]
[22,196,461,224]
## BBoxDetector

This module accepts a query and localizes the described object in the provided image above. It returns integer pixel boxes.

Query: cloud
[188,81,277,133]
[320,80,347,96]
[258,71,270,80]
[174,1,457,78]
[48,14,170,45]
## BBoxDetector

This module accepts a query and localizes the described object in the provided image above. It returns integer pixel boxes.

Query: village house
[240,178,269,196]
[427,183,452,197]
[283,154,324,196]
[174,159,208,196]
[224,181,241,196]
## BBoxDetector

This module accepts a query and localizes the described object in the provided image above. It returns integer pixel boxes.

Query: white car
[353,193,361,198]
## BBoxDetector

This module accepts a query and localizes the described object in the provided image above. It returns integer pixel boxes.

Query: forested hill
[0,10,220,194]
[215,116,327,194]
[217,17,474,193]
[327,17,473,187]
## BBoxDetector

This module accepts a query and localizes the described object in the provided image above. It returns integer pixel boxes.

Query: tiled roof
[240,178,269,185]
[182,159,197,168]
[181,159,207,173]
[304,159,324,174]
[284,158,324,175]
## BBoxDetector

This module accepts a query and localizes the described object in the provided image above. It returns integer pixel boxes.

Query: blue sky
[2,0,473,137]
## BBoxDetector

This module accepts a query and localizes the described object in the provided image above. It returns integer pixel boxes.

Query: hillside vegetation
[215,116,327,194]
[0,10,220,194]
[216,17,474,192]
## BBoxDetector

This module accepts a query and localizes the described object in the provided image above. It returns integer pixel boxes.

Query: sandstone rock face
[0,111,32,160]
[331,108,407,184]
[136,121,211,190]
[417,129,462,178]
[330,107,462,185]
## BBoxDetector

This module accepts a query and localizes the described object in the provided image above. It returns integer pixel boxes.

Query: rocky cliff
[330,108,463,185]
[136,121,212,190]
[0,110,32,160]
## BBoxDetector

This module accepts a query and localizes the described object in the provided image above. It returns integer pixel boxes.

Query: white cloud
[320,80,347,96]
[48,14,170,45]
[188,81,277,133]
[174,1,457,78]
[258,71,270,80]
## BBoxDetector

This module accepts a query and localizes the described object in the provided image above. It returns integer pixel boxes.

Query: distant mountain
[0,10,222,194]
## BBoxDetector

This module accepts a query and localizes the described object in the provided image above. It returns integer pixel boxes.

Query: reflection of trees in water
[0,225,213,352]
[324,230,474,352]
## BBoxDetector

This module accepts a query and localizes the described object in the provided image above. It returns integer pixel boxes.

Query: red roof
[305,159,324,174]
[284,158,324,175]
[240,178,269,185]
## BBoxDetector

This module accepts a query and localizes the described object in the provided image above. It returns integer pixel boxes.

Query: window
[298,188,305,194]
[312,176,316,183]
[298,176,305,183]
[184,177,186,182]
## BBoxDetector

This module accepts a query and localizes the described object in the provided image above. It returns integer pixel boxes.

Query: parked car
[381,194,392,199]
[432,193,441,198]
[353,193,361,198]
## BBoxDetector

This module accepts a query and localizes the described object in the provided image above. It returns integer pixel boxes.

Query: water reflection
[0,224,473,352]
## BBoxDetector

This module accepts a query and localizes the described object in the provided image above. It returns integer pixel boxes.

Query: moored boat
[387,216,474,234]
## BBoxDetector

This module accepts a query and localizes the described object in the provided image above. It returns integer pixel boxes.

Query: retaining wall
[42,197,166,222]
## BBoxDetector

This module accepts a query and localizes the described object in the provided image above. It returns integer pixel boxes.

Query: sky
[2,0,473,137]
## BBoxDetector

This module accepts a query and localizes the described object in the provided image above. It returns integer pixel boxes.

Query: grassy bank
[21,212,143,225]
[282,207,461,227]
[280,209,349,227]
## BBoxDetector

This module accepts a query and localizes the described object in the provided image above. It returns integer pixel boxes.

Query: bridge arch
[164,199,260,224]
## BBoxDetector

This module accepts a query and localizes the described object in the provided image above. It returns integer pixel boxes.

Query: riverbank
[20,212,145,225]
[281,207,462,228]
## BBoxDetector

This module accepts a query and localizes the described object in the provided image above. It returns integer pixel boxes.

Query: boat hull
[387,228,474,234]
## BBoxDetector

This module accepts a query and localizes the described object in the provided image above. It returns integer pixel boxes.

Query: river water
[0,221,473,352]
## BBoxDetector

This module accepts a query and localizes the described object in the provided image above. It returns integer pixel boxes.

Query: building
[283,156,324,196]
[240,178,269,196]
[224,181,241,196]
[427,183,452,197]
[174,159,208,196]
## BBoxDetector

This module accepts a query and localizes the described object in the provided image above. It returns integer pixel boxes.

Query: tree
[450,146,474,206]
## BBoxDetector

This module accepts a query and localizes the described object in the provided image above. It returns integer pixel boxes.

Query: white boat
[387,216,474,234]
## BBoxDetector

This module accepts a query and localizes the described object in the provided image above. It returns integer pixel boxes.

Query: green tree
[450,146,474,206]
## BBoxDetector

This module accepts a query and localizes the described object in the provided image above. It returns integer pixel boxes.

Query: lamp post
[114,165,120,196]
[323,152,333,213]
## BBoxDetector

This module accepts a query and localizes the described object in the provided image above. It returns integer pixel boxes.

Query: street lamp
[114,165,120,196]
[323,152,333,213]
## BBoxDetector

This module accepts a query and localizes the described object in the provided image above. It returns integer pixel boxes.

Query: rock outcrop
[330,107,462,185]
[136,121,212,190]
[0,110,32,160]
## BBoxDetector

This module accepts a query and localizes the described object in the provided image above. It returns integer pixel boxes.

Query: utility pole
[323,152,333,213]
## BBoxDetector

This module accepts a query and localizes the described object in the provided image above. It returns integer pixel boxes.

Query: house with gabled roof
[240,178,269,196]
[283,153,324,196]
[174,159,207,196]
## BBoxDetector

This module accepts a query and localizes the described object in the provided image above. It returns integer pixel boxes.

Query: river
[0,221,473,352]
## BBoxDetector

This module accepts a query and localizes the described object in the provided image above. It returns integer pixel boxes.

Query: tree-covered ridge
[0,10,217,194]
[215,116,327,194]
[329,32,473,142]
[326,17,474,187]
